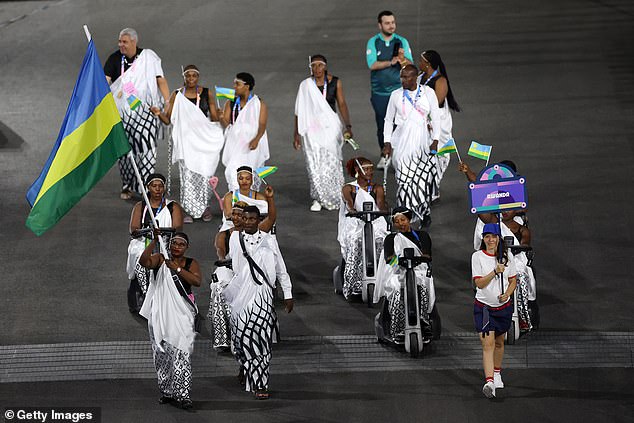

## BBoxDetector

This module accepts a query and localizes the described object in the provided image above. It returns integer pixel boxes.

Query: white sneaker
[310,200,322,212]
[494,372,504,389]
[482,381,496,398]
[376,156,389,170]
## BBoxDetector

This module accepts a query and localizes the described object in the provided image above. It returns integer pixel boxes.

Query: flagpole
[128,151,169,258]
[486,145,492,166]
[455,143,462,163]
[83,25,91,41]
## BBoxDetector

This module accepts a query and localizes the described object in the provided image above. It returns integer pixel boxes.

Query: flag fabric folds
[25,40,130,236]
[255,166,278,179]
[215,86,235,101]
[468,140,492,161]
[436,138,457,156]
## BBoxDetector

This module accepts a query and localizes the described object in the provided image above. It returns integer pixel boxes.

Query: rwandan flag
[436,138,457,156]
[468,140,492,161]
[25,40,130,236]
[256,166,278,179]
[215,86,235,101]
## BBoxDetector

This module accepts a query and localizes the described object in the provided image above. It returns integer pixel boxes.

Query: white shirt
[228,230,293,299]
[471,249,517,307]
[383,85,441,145]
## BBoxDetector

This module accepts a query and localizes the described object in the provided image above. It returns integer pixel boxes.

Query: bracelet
[345,124,352,129]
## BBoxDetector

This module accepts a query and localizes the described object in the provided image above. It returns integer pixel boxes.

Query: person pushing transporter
[104,28,170,200]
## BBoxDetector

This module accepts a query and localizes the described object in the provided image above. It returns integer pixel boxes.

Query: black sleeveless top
[424,75,445,108]
[316,75,339,112]
[184,87,210,117]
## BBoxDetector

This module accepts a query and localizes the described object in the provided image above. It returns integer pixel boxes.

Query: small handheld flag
[256,166,278,179]
[215,86,235,101]
[437,138,457,156]
[388,255,399,268]
[345,137,360,150]
[468,140,492,164]
[127,94,142,111]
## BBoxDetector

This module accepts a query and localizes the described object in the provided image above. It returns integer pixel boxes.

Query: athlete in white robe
[337,181,388,299]
[110,49,166,195]
[221,94,270,191]
[223,214,293,397]
[383,65,441,224]
[294,76,345,210]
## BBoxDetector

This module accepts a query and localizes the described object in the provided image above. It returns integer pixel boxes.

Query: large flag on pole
[25,40,130,236]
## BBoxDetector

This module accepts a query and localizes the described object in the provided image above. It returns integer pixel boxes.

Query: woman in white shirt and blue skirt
[471,223,517,399]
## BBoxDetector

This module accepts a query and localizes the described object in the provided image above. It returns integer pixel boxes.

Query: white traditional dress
[126,200,175,295]
[374,233,435,341]
[384,85,441,223]
[221,95,270,191]
[110,49,164,194]
[170,90,224,218]
[295,77,344,209]
[140,261,197,402]
[223,230,292,392]
[337,182,388,299]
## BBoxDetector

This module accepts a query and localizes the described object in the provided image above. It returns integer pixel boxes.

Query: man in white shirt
[223,206,293,399]
[382,65,441,227]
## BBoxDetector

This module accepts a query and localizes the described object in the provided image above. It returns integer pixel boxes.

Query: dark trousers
[370,93,391,150]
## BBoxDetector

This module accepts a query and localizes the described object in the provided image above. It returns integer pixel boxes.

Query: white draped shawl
[373,233,436,313]
[170,91,224,177]
[295,77,343,159]
[383,86,440,172]
[337,181,388,256]
[223,231,293,319]
[140,263,196,354]
[110,49,165,115]
[221,96,270,190]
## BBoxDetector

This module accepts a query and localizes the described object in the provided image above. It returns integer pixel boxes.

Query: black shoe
[158,395,173,404]
[238,366,246,386]
[176,399,193,410]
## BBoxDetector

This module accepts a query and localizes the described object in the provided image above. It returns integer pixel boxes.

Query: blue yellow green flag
[215,86,235,101]
[436,138,457,156]
[25,40,130,236]
[468,140,492,161]
[256,166,278,179]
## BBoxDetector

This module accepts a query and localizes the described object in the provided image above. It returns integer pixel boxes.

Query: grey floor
[1,0,633,422]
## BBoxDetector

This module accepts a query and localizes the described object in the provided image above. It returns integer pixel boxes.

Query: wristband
[430,149,437,154]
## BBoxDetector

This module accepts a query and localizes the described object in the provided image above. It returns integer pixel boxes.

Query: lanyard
[402,85,422,115]
[120,54,136,78]
[232,93,253,124]
[421,69,439,87]
[410,231,420,242]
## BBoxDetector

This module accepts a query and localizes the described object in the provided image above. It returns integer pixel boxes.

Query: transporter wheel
[367,284,375,308]
[409,332,420,358]
[430,305,442,340]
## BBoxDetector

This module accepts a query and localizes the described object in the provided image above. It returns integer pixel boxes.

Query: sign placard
[468,164,528,214]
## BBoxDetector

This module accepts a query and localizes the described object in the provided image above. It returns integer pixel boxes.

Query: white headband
[171,235,189,245]
[182,69,200,77]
